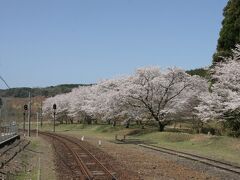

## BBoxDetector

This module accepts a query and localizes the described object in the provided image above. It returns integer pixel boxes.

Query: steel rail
[139,144,240,175]
[41,132,93,179]
[50,135,79,178]
[54,133,117,180]
[41,132,117,180]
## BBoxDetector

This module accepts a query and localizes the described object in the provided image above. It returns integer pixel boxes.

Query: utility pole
[23,104,28,134]
[0,98,2,123]
[53,104,56,132]
[27,92,32,137]
[36,112,39,137]
[23,112,26,133]
[40,101,43,128]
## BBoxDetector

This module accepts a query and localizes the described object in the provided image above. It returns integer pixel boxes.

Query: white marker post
[37,157,41,180]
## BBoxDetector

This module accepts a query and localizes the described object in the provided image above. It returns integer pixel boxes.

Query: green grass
[16,168,38,180]
[14,138,40,180]
[56,124,133,140]
[135,132,240,165]
[36,123,240,165]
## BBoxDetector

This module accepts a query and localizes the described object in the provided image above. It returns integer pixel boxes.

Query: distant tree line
[186,68,209,79]
[0,84,93,98]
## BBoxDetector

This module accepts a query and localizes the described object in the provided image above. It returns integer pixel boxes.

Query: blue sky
[0,0,228,88]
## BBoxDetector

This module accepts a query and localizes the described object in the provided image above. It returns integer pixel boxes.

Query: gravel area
[0,136,56,180]
[0,139,29,175]
[68,134,240,180]
[41,133,139,179]
[79,139,140,179]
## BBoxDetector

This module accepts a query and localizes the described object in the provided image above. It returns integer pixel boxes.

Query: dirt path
[36,136,57,180]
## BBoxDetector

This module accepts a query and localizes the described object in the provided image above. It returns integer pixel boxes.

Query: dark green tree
[213,0,240,63]
[223,109,240,137]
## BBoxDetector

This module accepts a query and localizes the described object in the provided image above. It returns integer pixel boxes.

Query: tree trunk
[112,120,116,127]
[125,122,130,128]
[198,121,203,134]
[125,119,130,128]
[198,127,202,134]
[138,120,145,129]
[158,121,165,132]
[174,122,177,129]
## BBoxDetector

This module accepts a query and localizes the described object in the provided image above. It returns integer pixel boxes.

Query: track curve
[41,132,117,180]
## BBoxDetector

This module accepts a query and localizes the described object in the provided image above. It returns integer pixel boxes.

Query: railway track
[41,132,117,180]
[139,144,240,176]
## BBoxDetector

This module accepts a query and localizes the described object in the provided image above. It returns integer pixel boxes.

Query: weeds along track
[40,132,117,180]
[0,139,30,169]
[139,144,240,175]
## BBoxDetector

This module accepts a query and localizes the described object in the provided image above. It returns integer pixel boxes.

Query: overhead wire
[0,75,10,89]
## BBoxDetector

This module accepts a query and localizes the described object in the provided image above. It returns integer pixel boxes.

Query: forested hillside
[0,84,92,98]
[186,68,209,79]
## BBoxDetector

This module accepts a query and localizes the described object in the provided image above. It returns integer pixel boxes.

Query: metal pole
[36,112,39,137]
[53,111,55,132]
[23,112,26,133]
[27,92,31,137]
[53,104,56,133]
[40,101,43,128]
[4,105,7,123]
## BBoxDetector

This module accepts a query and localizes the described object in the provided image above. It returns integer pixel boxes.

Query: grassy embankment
[15,138,40,180]
[33,123,240,166]
[15,137,56,180]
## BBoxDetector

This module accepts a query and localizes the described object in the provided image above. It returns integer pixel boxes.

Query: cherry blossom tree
[43,92,72,123]
[118,67,208,131]
[43,66,208,131]
[68,86,95,123]
[195,45,240,135]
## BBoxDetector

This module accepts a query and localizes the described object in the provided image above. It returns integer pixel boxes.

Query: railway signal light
[53,104,57,132]
[24,104,28,111]
[23,104,28,134]
[53,104,57,110]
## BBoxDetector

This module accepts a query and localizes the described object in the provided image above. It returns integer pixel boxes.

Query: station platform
[0,134,20,148]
